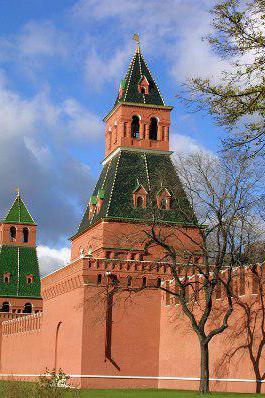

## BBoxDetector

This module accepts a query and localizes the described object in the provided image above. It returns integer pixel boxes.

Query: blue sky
[0,0,228,273]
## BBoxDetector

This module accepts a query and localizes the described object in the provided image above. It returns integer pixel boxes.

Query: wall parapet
[2,312,43,336]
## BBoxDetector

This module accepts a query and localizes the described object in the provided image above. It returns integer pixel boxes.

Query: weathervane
[133,33,140,53]
[133,33,140,44]
[15,187,20,196]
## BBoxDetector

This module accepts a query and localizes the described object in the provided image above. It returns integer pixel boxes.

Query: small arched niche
[133,183,147,209]
[157,188,171,210]
[131,115,140,138]
[149,117,158,140]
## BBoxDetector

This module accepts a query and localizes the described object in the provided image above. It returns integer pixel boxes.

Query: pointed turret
[115,41,165,107]
[3,192,36,225]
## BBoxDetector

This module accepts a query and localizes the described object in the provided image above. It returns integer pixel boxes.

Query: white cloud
[37,245,70,276]
[84,46,131,90]
[0,77,102,144]
[71,0,230,86]
[0,77,98,245]
[63,98,103,138]
[18,21,68,58]
[170,133,210,154]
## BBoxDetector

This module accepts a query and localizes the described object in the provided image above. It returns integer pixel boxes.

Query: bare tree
[86,151,262,394]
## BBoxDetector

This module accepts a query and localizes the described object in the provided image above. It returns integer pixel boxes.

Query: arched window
[141,87,146,94]
[79,247,84,257]
[97,274,102,285]
[23,227,29,243]
[23,303,32,314]
[142,276,147,287]
[1,302,10,312]
[127,275,132,287]
[157,278,161,288]
[9,226,16,241]
[136,196,144,208]
[4,276,9,283]
[131,115,140,138]
[149,117,158,140]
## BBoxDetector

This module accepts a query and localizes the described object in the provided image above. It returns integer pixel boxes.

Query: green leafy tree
[181,0,265,157]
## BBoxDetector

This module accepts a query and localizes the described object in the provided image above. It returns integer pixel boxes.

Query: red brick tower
[70,40,200,263]
[66,39,201,388]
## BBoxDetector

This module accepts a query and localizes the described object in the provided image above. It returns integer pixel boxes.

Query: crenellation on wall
[2,312,43,336]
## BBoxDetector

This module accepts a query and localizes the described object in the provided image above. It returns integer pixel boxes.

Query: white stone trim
[0,374,264,383]
[102,147,173,166]
[105,151,121,217]
[16,247,20,296]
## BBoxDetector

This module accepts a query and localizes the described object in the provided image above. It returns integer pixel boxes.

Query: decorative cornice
[103,102,173,122]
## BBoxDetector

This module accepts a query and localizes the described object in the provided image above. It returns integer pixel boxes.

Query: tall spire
[114,37,165,107]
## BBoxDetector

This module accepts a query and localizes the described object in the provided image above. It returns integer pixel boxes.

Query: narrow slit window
[127,275,132,287]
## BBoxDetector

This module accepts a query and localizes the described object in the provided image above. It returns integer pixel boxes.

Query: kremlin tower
[70,38,198,263]
[0,192,42,318]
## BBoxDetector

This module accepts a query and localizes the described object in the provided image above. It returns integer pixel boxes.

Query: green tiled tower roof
[0,246,41,298]
[75,150,197,237]
[3,194,36,225]
[114,46,165,107]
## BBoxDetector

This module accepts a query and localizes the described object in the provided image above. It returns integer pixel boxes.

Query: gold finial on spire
[15,187,20,197]
[133,33,140,53]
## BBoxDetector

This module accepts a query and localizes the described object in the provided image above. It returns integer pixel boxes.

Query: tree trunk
[254,369,262,394]
[200,340,210,393]
[256,380,262,394]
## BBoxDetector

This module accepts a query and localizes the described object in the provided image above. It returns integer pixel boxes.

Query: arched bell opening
[149,117,158,140]
[131,115,140,138]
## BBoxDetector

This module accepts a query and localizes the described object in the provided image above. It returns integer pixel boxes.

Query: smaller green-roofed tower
[0,191,42,316]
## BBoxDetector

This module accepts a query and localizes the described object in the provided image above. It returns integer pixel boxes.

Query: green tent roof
[114,46,165,107]
[75,150,197,237]
[3,195,36,225]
